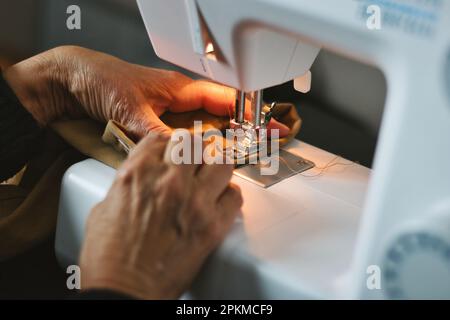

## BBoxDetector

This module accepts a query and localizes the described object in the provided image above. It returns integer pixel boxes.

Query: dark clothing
[73,290,133,300]
[0,71,132,300]
[0,73,43,182]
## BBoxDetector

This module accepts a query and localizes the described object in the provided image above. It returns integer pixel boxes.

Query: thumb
[240,102,290,138]
[267,118,290,138]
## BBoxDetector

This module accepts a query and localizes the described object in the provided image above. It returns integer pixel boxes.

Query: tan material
[53,103,301,168]
[0,103,301,259]
[51,119,127,169]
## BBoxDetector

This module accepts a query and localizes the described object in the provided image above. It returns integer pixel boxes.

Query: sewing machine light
[204,42,217,61]
[205,42,214,54]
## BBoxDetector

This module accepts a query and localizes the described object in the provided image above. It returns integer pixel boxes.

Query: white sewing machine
[55,0,450,299]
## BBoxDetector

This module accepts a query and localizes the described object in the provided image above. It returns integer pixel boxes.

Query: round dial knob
[382,214,450,299]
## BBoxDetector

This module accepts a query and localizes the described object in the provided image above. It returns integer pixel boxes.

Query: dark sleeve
[74,289,135,300]
[0,71,43,182]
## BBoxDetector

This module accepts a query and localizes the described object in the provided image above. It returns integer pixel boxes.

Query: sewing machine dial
[382,222,450,299]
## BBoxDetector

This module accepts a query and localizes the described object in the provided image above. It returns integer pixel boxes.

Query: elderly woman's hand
[79,133,243,299]
[3,45,289,138]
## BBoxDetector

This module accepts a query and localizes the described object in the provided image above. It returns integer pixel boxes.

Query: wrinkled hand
[3,46,289,138]
[79,133,243,299]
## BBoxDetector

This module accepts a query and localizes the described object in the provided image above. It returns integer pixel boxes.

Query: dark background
[0,0,386,298]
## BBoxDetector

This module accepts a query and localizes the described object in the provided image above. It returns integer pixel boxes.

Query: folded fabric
[100,104,302,166]
[51,119,126,169]
[0,103,301,259]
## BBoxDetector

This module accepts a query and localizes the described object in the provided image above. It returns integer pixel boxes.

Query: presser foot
[234,149,315,188]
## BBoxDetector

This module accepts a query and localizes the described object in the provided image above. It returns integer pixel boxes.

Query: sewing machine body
[55,0,450,299]
[55,140,369,299]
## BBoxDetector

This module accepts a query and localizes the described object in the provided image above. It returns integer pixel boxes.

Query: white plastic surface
[55,140,369,299]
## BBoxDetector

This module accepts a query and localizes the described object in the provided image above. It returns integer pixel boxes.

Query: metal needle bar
[235,90,246,123]
[250,90,263,127]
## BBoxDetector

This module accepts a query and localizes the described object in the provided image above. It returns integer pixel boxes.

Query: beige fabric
[53,104,302,168]
[51,119,126,169]
[98,104,302,164]
[0,104,301,259]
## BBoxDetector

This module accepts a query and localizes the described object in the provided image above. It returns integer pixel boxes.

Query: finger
[163,131,203,176]
[202,184,242,249]
[130,118,172,139]
[216,183,243,221]
[127,122,172,141]
[239,105,290,138]
[196,163,234,200]
[129,131,169,162]
[127,105,173,139]
[266,118,290,138]
[116,132,168,183]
